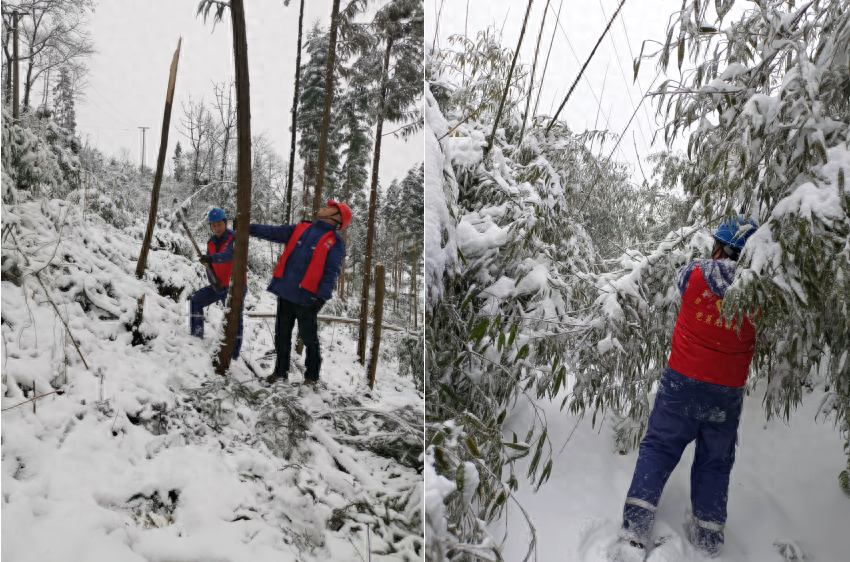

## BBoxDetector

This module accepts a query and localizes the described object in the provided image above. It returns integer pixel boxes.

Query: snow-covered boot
[683,513,724,558]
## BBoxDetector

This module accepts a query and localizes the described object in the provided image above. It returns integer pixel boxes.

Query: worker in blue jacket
[190,207,244,359]
[249,200,351,387]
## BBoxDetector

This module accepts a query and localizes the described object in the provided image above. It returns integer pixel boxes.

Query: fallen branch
[35,272,89,370]
[245,313,404,332]
[2,389,64,412]
[313,407,421,436]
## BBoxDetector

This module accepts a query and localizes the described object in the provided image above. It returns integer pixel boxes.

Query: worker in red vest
[249,200,351,387]
[190,208,244,359]
[609,216,759,561]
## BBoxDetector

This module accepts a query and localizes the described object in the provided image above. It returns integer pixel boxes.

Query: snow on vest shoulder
[668,262,756,387]
[272,222,337,294]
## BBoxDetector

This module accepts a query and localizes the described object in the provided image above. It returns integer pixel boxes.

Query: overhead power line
[596,0,652,153]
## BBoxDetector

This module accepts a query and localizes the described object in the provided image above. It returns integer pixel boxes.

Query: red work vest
[667,266,756,387]
[272,222,337,294]
[207,233,234,287]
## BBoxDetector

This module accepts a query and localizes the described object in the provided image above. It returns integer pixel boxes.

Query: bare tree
[212,79,235,181]
[5,0,96,111]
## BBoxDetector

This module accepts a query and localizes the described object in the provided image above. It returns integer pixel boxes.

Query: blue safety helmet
[713,215,758,258]
[208,208,227,223]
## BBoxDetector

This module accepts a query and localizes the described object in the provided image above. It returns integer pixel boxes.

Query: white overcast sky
[76,0,422,186]
[426,0,710,184]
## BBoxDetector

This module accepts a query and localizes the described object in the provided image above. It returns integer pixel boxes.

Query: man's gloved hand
[199,255,214,266]
[308,298,326,314]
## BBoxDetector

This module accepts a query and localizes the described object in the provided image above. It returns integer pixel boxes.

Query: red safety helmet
[327,200,352,229]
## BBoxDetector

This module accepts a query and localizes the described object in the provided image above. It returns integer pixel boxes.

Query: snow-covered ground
[1,200,424,562]
[491,379,850,562]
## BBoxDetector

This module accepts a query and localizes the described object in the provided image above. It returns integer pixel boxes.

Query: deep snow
[490,377,850,561]
[1,200,424,562]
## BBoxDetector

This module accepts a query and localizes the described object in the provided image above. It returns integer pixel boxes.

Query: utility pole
[138,126,149,173]
[12,9,19,120]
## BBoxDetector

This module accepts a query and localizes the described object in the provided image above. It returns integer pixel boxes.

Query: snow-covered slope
[1,200,423,562]
[490,378,850,562]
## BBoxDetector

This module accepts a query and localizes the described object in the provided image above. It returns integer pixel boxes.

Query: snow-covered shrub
[424,29,672,554]
[1,103,80,202]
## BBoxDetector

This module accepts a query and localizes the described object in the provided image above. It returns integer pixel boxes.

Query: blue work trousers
[623,367,744,548]
[190,285,244,359]
[274,297,321,381]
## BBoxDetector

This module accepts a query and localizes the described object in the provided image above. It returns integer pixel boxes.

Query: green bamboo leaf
[466,436,482,458]
[507,324,517,347]
[678,38,685,71]
[470,318,489,345]
[497,409,507,425]
[516,343,530,361]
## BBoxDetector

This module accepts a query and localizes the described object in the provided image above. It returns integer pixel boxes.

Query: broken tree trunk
[216,0,253,375]
[136,38,182,280]
[367,264,385,390]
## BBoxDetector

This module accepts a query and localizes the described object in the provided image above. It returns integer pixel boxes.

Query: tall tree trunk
[312,0,341,215]
[285,0,306,224]
[412,244,418,328]
[12,10,19,120]
[136,39,182,280]
[486,0,534,155]
[517,0,550,148]
[216,0,253,375]
[367,263,385,389]
[340,168,350,299]
[357,37,393,364]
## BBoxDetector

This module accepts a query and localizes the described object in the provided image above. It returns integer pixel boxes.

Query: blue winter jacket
[206,229,236,288]
[249,220,345,307]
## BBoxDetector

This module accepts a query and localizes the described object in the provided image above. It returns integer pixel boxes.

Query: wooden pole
[136,38,182,280]
[367,264,385,389]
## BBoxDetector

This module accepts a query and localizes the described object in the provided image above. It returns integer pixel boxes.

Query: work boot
[266,373,287,385]
[683,514,723,558]
[303,378,318,389]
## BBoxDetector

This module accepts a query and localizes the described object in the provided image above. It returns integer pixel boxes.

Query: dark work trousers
[274,297,321,381]
[189,285,244,358]
[622,367,744,550]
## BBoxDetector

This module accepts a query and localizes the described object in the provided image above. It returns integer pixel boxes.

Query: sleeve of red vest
[317,238,345,300]
[249,223,297,244]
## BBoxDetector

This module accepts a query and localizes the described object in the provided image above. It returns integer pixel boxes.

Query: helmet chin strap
[317,209,342,230]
